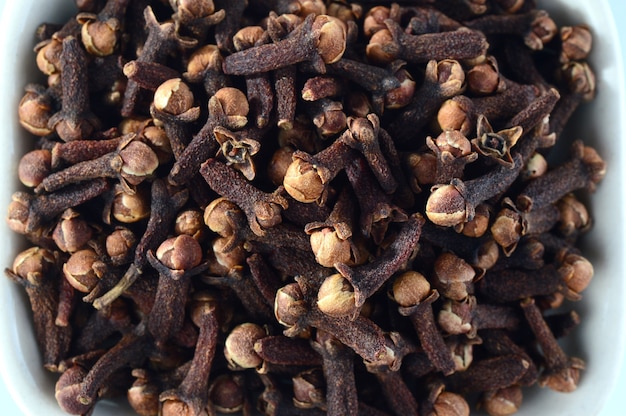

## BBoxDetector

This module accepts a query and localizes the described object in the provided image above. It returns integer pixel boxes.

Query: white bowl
[1,1,625,415]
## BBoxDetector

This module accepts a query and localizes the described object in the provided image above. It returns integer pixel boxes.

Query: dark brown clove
[159,291,220,415]
[310,330,358,416]
[8,179,110,235]
[478,265,564,303]
[93,179,188,310]
[167,86,249,186]
[76,0,130,57]
[391,271,456,375]
[520,297,585,392]
[305,186,365,269]
[334,213,423,310]
[75,324,151,408]
[345,156,408,244]
[149,78,201,160]
[222,14,347,75]
[121,6,196,117]
[122,61,181,92]
[275,279,407,369]
[146,235,208,344]
[18,84,55,137]
[388,59,466,146]
[283,138,355,204]
[437,295,520,338]
[47,36,101,142]
[516,140,606,212]
[340,114,398,194]
[366,362,419,416]
[200,158,288,236]
[465,9,557,50]
[169,0,225,42]
[5,247,72,371]
[369,20,488,64]
[426,151,524,228]
[35,134,159,194]
[446,354,530,393]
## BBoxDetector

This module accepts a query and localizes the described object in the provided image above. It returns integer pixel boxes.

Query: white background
[0,1,625,415]
[596,7,626,416]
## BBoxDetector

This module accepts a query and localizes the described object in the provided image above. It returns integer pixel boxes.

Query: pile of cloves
[6,0,607,415]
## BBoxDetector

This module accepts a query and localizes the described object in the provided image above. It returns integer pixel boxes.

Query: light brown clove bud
[309,228,355,268]
[560,25,592,63]
[153,78,195,115]
[224,323,266,369]
[391,271,431,308]
[317,273,356,317]
[481,386,523,416]
[212,87,250,130]
[558,252,593,299]
[18,149,52,188]
[283,158,327,204]
[156,235,203,271]
[52,209,93,253]
[433,252,475,301]
[63,248,102,293]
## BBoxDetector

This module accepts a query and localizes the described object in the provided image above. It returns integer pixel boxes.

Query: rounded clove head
[105,227,136,265]
[366,28,396,65]
[467,57,501,96]
[63,248,102,293]
[481,386,523,416]
[18,149,52,188]
[309,228,355,268]
[283,158,325,203]
[55,365,92,415]
[560,25,592,63]
[490,208,523,255]
[127,370,160,416]
[556,194,590,235]
[391,271,431,307]
[317,273,356,317]
[521,152,548,181]
[363,6,390,37]
[433,252,475,301]
[52,209,93,253]
[431,59,466,97]
[559,252,593,297]
[185,44,223,82]
[119,140,159,185]
[460,203,490,238]
[313,15,347,64]
[18,86,54,136]
[436,96,473,136]
[224,322,266,369]
[292,368,326,409]
[175,209,206,241]
[12,246,58,287]
[426,183,468,227]
[81,17,121,56]
[111,185,151,223]
[233,26,265,51]
[212,87,249,130]
[433,391,470,416]
[208,374,245,414]
[204,197,245,238]
[153,78,195,115]
[156,234,203,271]
[274,283,308,328]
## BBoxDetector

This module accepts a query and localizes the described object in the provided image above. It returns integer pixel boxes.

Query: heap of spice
[6,0,606,415]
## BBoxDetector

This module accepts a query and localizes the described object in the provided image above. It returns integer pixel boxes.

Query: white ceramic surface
[0,1,625,415]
